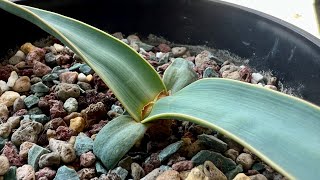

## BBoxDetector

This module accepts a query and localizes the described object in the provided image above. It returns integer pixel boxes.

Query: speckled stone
[158,141,183,162]
[24,95,40,109]
[74,133,93,156]
[28,144,50,171]
[0,156,9,175]
[54,165,79,180]
[31,82,49,93]
[0,91,20,107]
[198,134,227,153]
[11,121,43,146]
[39,152,61,168]
[16,165,35,180]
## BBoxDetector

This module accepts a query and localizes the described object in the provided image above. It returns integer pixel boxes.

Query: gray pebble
[74,133,93,156]
[79,64,93,75]
[172,47,187,57]
[55,165,79,180]
[236,153,254,170]
[198,134,227,153]
[54,83,80,101]
[30,77,42,84]
[11,121,43,146]
[13,97,25,112]
[31,82,49,93]
[42,73,59,82]
[63,98,78,113]
[39,152,61,168]
[28,144,50,171]
[111,167,128,180]
[158,141,183,162]
[24,95,40,109]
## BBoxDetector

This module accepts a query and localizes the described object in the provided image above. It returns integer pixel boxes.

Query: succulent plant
[1,1,320,179]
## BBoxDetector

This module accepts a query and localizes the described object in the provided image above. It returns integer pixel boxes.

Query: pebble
[0,104,9,122]
[195,50,213,67]
[31,82,49,93]
[118,156,133,171]
[49,138,76,163]
[0,122,11,138]
[35,167,56,180]
[203,67,219,78]
[20,43,36,54]
[30,114,49,124]
[45,52,57,65]
[60,71,78,84]
[158,141,183,162]
[79,64,93,75]
[172,47,187,57]
[16,165,35,180]
[158,43,171,53]
[54,83,80,101]
[19,141,35,159]
[198,134,227,153]
[252,163,265,171]
[251,73,264,84]
[39,152,60,168]
[28,107,43,115]
[80,151,96,167]
[77,73,87,82]
[24,95,40,109]
[0,156,9,175]
[77,81,92,90]
[74,133,94,156]
[53,43,64,52]
[111,167,128,180]
[136,42,154,51]
[26,47,46,63]
[224,149,239,161]
[225,164,243,180]
[249,174,268,180]
[86,74,93,82]
[222,70,241,80]
[33,61,52,77]
[9,50,25,65]
[12,76,31,92]
[6,71,18,87]
[264,85,277,90]
[172,160,193,172]
[0,80,9,93]
[2,141,23,166]
[96,161,108,175]
[54,165,79,180]
[233,173,250,180]
[131,162,145,180]
[3,166,16,180]
[7,116,21,128]
[69,117,85,133]
[11,121,43,146]
[42,73,59,82]
[236,153,255,171]
[0,137,7,150]
[78,168,96,179]
[0,91,20,109]
[63,98,78,113]
[28,144,50,171]
[13,98,25,112]
[49,100,67,119]
[30,77,42,84]
[141,168,165,180]
[191,150,236,173]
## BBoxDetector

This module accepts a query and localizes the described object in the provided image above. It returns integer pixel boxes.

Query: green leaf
[93,115,147,170]
[163,58,198,94]
[0,0,166,121]
[142,78,320,179]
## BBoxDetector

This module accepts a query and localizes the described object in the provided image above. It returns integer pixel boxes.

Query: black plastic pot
[1,0,320,105]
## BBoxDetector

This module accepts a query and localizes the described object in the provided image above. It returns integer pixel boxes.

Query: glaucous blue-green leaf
[93,115,147,170]
[142,78,320,179]
[0,0,166,121]
[163,58,198,94]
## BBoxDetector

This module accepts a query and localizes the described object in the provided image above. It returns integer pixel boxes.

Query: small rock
[3,166,17,180]
[30,114,49,124]
[225,149,239,161]
[56,126,74,141]
[52,66,69,75]
[19,141,35,159]
[30,77,42,84]
[49,139,76,163]
[1,142,23,166]
[0,80,9,93]
[204,160,227,180]
[74,133,93,156]
[233,173,250,180]
[156,170,180,180]
[95,161,107,175]
[44,117,67,131]
[136,42,154,51]
[264,85,277,90]
[31,82,49,93]
[222,70,241,80]
[0,104,9,122]
[141,168,165,180]
[12,76,31,92]
[0,137,7,150]
[54,165,79,180]
[77,82,91,90]
[11,121,43,146]
[35,167,56,180]
[77,73,87,82]
[158,44,171,53]
[0,91,20,107]
[225,164,243,180]
[49,100,67,119]
[158,141,183,162]
[131,162,145,180]
[79,64,93,75]
[252,163,265,172]
[198,134,227,153]
[60,72,78,84]
[26,47,46,63]
[20,43,36,54]
[53,43,64,52]
[7,116,21,128]
[111,167,128,180]
[42,73,59,82]
[78,168,96,180]
[249,174,267,180]
[24,95,40,109]
[0,156,9,175]
[195,51,215,67]
[118,156,133,171]
[54,83,80,101]
[236,153,254,171]
[13,97,25,112]
[16,165,35,180]
[0,122,11,138]
[251,73,264,84]
[63,98,78,113]
[9,50,25,65]
[69,117,85,133]
[80,151,96,167]
[28,144,50,171]
[7,71,19,88]
[45,52,57,65]
[172,160,193,172]
[191,150,236,173]
[172,47,187,57]
[33,61,52,77]
[203,67,219,78]
[69,63,83,71]
[39,152,60,168]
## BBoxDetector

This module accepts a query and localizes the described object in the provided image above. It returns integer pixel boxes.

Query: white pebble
[0,80,9,93]
[7,71,18,87]
[251,73,264,84]
[15,50,26,59]
[156,52,165,59]
[121,39,129,44]
[77,73,87,82]
[265,85,277,90]
[86,74,93,82]
[53,43,64,52]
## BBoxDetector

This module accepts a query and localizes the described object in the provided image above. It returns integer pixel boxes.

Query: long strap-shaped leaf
[142,78,320,179]
[0,0,166,121]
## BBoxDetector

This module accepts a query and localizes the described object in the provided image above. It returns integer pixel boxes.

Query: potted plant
[0,0,319,179]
